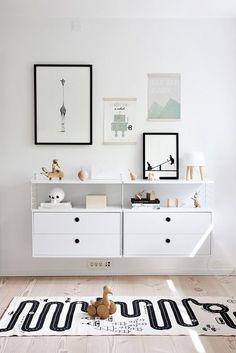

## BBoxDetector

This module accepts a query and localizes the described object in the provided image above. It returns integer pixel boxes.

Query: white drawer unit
[33,233,121,257]
[32,211,122,257]
[124,211,212,256]
[124,212,212,235]
[31,178,214,260]
[124,233,211,256]
[33,212,120,235]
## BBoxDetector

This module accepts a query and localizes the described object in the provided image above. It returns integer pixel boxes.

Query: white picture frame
[103,98,137,144]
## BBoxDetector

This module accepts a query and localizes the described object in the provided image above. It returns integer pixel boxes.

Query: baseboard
[0,268,234,276]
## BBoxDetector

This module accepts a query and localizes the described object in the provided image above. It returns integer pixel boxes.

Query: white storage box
[86,195,107,209]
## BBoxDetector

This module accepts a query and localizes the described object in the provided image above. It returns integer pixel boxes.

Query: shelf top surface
[32,206,212,213]
[31,179,122,184]
[31,178,214,185]
[32,206,123,213]
[123,207,213,213]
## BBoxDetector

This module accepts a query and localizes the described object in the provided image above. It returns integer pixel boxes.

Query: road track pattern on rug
[0,296,236,336]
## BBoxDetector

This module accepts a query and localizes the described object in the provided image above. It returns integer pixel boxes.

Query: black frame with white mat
[34,64,92,145]
[143,132,179,179]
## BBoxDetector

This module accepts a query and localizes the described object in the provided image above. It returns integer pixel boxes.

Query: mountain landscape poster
[148,74,181,120]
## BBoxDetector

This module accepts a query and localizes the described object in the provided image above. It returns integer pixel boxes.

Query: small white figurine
[48,188,65,203]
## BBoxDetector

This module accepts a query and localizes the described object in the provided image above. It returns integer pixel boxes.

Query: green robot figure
[111,114,128,137]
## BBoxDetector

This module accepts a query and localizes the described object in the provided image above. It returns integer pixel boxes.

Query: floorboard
[0,275,235,353]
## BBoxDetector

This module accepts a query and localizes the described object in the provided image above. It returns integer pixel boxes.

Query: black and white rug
[1,296,236,336]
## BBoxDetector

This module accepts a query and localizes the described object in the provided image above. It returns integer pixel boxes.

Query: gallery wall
[0,15,236,274]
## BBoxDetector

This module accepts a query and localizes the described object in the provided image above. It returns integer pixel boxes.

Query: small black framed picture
[34,64,92,145]
[143,133,179,179]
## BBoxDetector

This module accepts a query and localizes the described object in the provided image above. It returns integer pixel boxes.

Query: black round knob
[74,238,80,244]
[166,217,171,222]
[74,217,80,222]
[165,238,171,244]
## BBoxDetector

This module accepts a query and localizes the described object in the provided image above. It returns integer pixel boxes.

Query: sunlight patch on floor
[188,329,206,353]
[166,279,177,293]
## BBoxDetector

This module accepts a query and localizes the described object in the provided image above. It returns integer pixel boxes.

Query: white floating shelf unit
[31,178,214,258]
[31,178,214,210]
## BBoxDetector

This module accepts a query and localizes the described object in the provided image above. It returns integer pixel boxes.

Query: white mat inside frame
[0,296,236,336]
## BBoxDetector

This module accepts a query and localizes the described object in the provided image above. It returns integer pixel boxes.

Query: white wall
[0,16,236,275]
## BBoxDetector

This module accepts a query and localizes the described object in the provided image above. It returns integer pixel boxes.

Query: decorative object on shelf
[167,198,179,207]
[146,191,156,201]
[147,73,181,121]
[143,133,179,179]
[48,187,65,203]
[147,172,159,181]
[131,197,160,209]
[129,169,137,181]
[38,202,72,209]
[191,192,201,208]
[41,159,64,180]
[103,98,137,144]
[184,152,206,180]
[78,169,89,181]
[34,64,92,145]
[86,195,107,209]
[135,190,145,200]
[39,185,72,209]
[87,285,117,320]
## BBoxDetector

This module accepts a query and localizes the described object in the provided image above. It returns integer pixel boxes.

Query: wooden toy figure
[146,191,156,201]
[78,168,89,181]
[41,159,64,180]
[191,192,201,208]
[52,159,61,173]
[135,190,144,200]
[129,169,137,181]
[87,285,117,319]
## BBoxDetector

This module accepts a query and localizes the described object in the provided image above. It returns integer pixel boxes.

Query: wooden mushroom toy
[87,285,117,319]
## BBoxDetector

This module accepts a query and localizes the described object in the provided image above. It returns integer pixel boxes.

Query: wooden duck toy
[87,285,117,319]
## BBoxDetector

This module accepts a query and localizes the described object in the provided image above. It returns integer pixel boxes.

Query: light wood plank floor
[0,275,236,353]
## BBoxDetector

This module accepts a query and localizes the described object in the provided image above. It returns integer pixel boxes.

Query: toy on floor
[87,285,117,319]
[41,159,64,180]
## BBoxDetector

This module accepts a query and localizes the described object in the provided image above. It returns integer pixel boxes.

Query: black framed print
[143,133,179,179]
[34,64,92,145]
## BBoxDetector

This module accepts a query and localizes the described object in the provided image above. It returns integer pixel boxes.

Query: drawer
[33,233,121,257]
[33,212,121,235]
[124,233,211,256]
[124,212,212,234]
